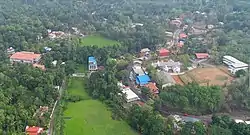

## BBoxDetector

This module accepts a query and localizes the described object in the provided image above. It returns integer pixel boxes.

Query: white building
[234,119,245,124]
[7,47,15,55]
[223,55,248,74]
[131,66,145,80]
[153,60,181,73]
[117,82,140,103]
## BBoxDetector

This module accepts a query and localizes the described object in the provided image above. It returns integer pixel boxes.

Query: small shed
[159,48,170,57]
[136,75,151,86]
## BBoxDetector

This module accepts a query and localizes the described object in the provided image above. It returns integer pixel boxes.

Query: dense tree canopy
[159,83,223,114]
[0,63,60,134]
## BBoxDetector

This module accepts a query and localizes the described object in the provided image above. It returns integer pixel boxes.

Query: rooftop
[234,119,245,123]
[26,126,43,135]
[136,75,151,85]
[156,71,176,84]
[88,56,97,63]
[122,87,140,102]
[223,55,248,67]
[157,61,181,67]
[117,82,140,102]
[140,48,150,53]
[10,52,41,61]
[132,66,145,76]
[195,53,209,59]
[144,82,159,94]
[245,121,250,124]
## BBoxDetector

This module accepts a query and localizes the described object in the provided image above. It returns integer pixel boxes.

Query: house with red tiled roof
[144,82,159,96]
[195,53,209,59]
[10,51,41,64]
[159,48,170,57]
[25,126,43,135]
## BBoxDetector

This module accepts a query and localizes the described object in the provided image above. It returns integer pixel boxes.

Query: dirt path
[172,75,184,85]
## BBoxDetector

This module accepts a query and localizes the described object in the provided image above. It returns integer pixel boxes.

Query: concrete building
[88,56,98,71]
[7,47,15,55]
[117,82,140,103]
[223,55,248,74]
[136,75,151,86]
[234,119,245,124]
[153,60,181,73]
[131,66,146,80]
[10,52,41,64]
[165,31,173,37]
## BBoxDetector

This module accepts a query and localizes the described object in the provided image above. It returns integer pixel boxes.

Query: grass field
[64,78,137,135]
[77,64,86,73]
[179,67,233,86]
[80,35,120,47]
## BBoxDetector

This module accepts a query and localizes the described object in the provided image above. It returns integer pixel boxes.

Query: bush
[235,69,246,78]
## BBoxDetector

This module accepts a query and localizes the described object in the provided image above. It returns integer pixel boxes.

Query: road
[48,80,66,135]
[167,29,182,49]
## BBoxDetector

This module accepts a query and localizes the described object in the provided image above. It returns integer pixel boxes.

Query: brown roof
[10,52,41,61]
[144,82,159,94]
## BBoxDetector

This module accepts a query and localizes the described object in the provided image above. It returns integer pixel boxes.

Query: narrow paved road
[168,29,182,49]
[48,80,66,135]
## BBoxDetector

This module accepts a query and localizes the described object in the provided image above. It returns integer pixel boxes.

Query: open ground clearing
[179,67,233,86]
[63,78,137,135]
[80,35,120,47]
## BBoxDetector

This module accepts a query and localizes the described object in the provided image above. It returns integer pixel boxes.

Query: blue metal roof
[136,75,150,85]
[88,56,96,62]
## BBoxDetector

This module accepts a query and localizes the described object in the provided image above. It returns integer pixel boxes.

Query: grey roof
[156,71,175,84]
[181,116,200,123]
[158,61,181,67]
